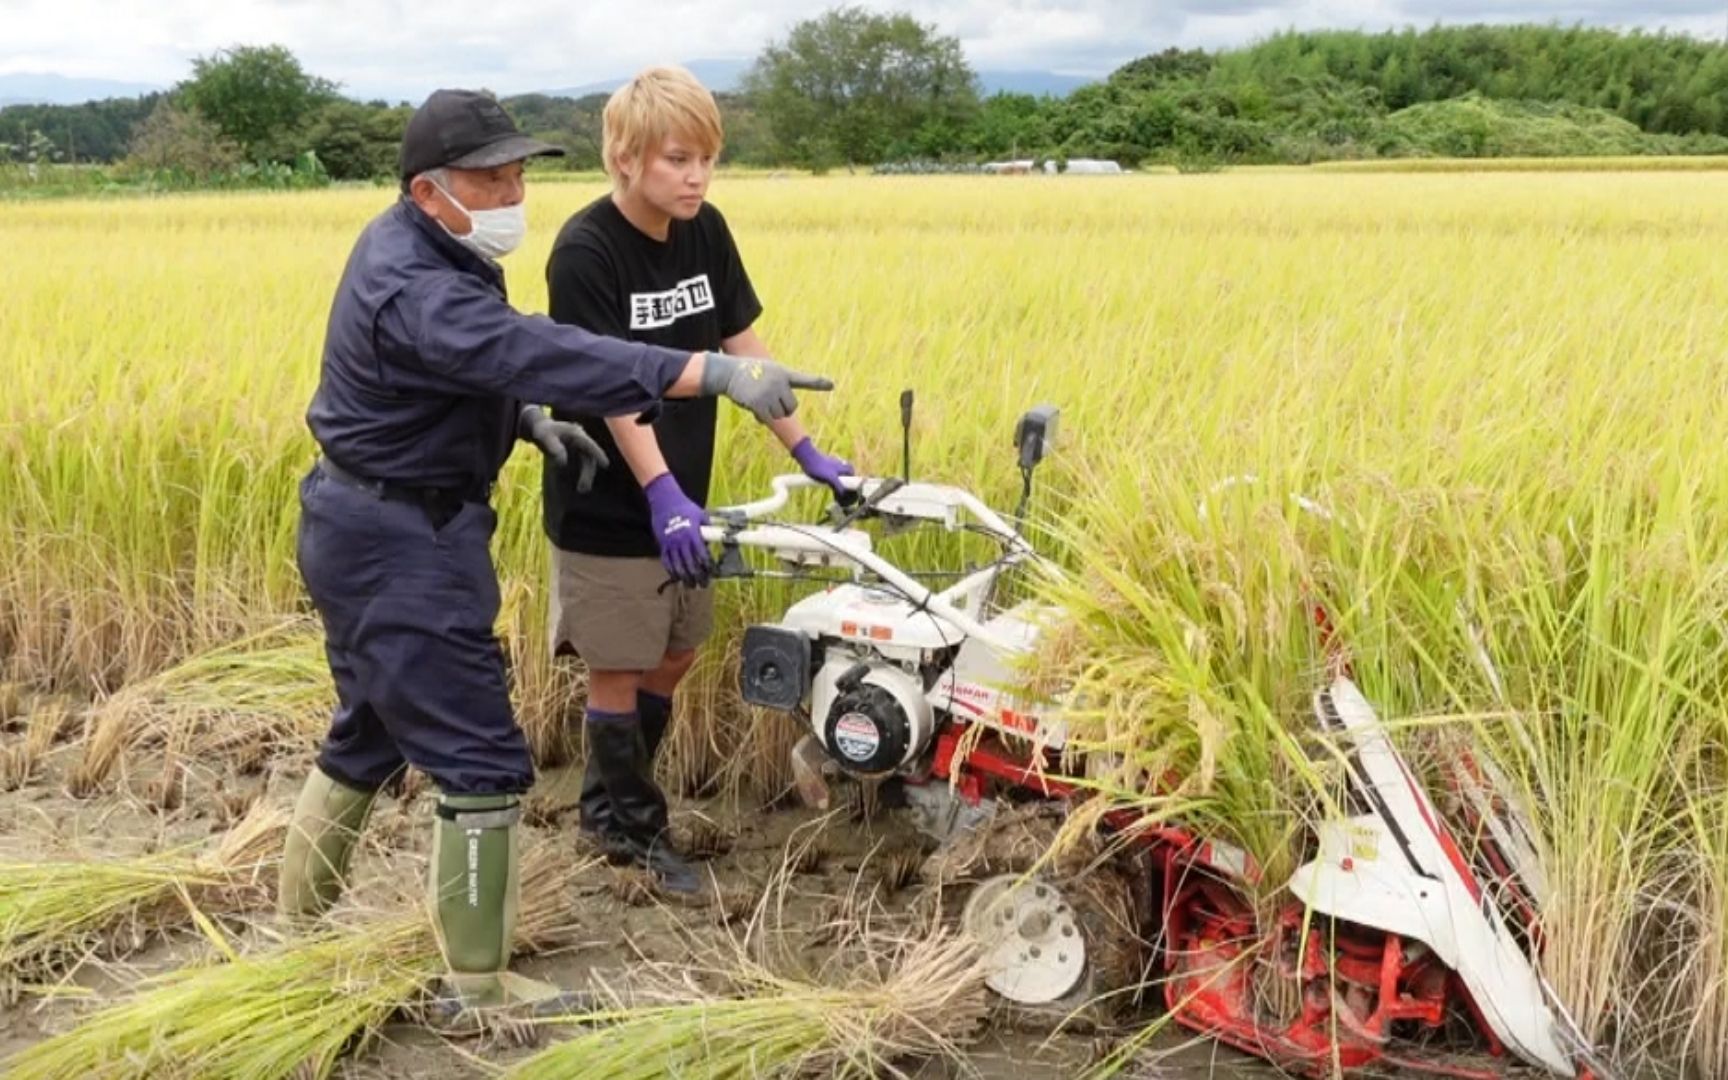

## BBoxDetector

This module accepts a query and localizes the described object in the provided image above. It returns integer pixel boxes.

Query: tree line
[1033,25,1728,166]
[6,17,1728,185]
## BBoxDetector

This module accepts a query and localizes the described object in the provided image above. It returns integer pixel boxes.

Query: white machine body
[730,475,1069,779]
[1288,677,1575,1076]
[929,605,1068,749]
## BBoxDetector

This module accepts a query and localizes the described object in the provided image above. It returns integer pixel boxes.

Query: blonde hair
[603,65,724,188]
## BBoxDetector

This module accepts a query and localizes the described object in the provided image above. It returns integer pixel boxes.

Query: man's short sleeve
[707,207,763,339]
[547,236,628,337]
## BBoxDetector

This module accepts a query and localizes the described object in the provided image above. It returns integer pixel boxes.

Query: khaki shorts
[549,548,715,672]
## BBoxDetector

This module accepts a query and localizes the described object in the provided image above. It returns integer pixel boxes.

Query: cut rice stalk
[0,697,71,791]
[2,842,587,1080]
[0,801,288,996]
[66,619,330,794]
[506,929,987,1080]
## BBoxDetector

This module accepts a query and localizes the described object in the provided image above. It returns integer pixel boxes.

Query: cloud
[0,0,1720,99]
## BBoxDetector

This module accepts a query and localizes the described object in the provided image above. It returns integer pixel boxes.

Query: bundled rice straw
[3,842,585,1080]
[68,619,330,794]
[509,843,989,1080]
[0,801,287,998]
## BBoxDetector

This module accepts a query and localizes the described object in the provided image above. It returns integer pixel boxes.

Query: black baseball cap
[399,89,564,181]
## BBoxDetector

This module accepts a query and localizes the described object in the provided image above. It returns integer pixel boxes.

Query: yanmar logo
[629,275,715,330]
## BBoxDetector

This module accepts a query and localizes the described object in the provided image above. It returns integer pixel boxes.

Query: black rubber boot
[586,710,701,897]
[576,750,632,862]
[580,692,679,865]
[638,690,673,762]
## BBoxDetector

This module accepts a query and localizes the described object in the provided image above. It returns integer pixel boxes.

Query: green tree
[305,99,410,180]
[742,6,979,166]
[963,92,1055,158]
[124,99,243,180]
[714,95,776,166]
[1208,25,1728,137]
[500,92,607,171]
[23,128,58,164]
[0,95,162,164]
[1110,48,1215,91]
[177,45,339,163]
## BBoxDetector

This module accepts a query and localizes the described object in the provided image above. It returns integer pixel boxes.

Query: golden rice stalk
[1314,154,1728,173]
[658,634,757,800]
[500,575,587,769]
[0,801,287,997]
[1681,788,1728,1080]
[0,697,72,791]
[3,842,587,1080]
[658,599,805,802]
[67,619,330,794]
[0,680,27,728]
[506,927,987,1079]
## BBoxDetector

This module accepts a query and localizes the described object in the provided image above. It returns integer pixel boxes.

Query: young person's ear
[614,150,636,185]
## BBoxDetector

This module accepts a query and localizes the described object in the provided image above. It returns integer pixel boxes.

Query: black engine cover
[824,684,911,775]
[738,626,812,711]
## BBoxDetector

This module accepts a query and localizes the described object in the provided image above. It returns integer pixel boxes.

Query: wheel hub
[959,873,1087,1004]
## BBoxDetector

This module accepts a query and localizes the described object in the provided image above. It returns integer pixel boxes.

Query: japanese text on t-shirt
[629,274,716,331]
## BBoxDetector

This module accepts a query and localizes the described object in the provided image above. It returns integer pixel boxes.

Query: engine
[811,657,935,775]
[739,623,940,776]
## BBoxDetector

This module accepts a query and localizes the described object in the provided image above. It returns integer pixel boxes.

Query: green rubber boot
[277,766,377,922]
[427,793,590,1034]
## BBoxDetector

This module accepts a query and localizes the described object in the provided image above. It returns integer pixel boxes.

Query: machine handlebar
[703,473,864,526]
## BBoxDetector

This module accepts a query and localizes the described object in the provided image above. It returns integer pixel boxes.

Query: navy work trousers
[295,464,533,796]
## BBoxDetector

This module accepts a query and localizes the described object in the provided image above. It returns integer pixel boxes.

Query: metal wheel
[961,873,1089,1005]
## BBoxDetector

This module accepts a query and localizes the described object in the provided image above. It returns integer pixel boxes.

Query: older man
[278,88,829,1025]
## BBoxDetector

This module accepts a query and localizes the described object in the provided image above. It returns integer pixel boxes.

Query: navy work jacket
[306,197,692,492]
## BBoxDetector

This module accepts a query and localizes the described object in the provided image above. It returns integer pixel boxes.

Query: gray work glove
[518,405,609,493]
[698,352,834,423]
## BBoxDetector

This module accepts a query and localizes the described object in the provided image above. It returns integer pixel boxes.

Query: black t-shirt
[542,196,762,556]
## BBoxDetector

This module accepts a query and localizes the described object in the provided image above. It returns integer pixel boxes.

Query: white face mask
[429,178,526,260]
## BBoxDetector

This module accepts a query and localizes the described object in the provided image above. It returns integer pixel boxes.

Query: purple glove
[644,473,711,587]
[791,437,856,503]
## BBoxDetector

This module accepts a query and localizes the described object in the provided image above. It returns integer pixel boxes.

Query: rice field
[1312,154,1728,172]
[3,169,1727,1076]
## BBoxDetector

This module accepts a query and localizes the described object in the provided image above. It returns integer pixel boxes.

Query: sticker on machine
[833,713,881,762]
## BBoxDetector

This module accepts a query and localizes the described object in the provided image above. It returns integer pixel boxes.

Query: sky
[1,0,1724,101]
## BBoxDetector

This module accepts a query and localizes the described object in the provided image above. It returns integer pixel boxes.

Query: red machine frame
[926,723,1583,1079]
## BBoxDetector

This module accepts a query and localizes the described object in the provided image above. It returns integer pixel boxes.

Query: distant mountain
[0,73,163,106]
[537,58,751,99]
[977,69,1093,97]
[533,59,1092,100]
[0,59,1092,111]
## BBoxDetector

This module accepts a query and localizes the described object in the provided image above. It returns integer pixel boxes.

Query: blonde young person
[540,67,854,894]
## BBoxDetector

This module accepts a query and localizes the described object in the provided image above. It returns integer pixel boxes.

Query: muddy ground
[0,711,1273,1079]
